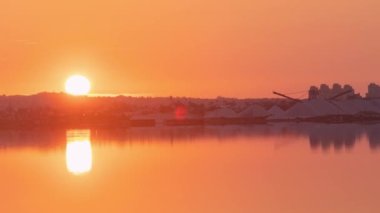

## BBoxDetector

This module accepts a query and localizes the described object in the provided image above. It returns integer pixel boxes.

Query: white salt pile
[205,107,238,118]
[283,99,342,118]
[238,105,269,117]
[335,99,380,114]
[267,105,286,119]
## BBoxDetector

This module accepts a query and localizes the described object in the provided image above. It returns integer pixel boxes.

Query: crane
[272,91,303,103]
[328,90,354,100]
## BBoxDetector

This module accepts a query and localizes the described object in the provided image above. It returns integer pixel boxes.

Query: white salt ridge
[238,105,269,118]
[372,99,380,112]
[268,99,380,119]
[130,112,175,126]
[282,99,342,118]
[267,105,286,119]
[335,100,380,114]
[205,107,238,118]
[116,98,380,122]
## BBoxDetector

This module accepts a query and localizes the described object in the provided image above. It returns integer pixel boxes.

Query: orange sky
[0,0,379,98]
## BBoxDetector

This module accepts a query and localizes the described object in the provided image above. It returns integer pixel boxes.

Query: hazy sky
[0,0,379,98]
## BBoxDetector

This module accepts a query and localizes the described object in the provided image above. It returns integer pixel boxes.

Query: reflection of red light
[175,105,187,120]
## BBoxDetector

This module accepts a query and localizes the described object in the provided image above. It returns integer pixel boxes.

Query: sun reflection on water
[66,130,92,175]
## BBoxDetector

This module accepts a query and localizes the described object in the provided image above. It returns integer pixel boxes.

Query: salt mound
[131,112,174,120]
[267,105,286,119]
[239,105,269,117]
[335,99,380,114]
[205,107,238,118]
[284,99,342,118]
[371,100,380,113]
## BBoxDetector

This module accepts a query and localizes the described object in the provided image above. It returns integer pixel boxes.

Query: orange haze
[0,0,379,98]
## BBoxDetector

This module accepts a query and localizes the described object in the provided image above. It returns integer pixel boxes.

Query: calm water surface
[0,123,379,213]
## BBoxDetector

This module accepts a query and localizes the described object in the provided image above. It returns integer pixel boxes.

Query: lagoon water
[0,123,380,213]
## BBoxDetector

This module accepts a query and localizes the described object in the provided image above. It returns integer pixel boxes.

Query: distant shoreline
[0,92,380,129]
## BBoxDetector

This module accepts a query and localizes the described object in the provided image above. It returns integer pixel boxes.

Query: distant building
[319,84,331,99]
[342,84,355,99]
[366,83,380,98]
[308,86,319,100]
[308,83,357,100]
[331,83,343,97]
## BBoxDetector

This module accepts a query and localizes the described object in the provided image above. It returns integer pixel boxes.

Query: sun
[65,75,91,96]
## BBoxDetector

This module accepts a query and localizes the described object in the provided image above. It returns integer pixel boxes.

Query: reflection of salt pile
[238,105,269,117]
[307,123,361,150]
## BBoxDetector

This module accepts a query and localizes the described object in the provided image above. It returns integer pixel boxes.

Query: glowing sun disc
[65,75,91,96]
